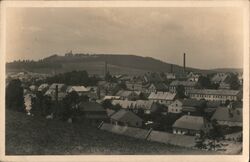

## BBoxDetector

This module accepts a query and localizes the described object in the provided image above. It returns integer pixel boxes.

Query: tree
[230,74,240,90]
[195,131,207,150]
[176,85,186,99]
[197,76,211,89]
[61,91,80,121]
[6,79,25,112]
[101,99,112,109]
[207,119,224,150]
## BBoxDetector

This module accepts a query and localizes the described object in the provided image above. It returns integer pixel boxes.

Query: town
[5,52,243,154]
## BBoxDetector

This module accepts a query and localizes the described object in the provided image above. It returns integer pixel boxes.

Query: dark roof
[111,109,143,123]
[151,83,168,91]
[182,99,206,108]
[211,107,242,123]
[206,101,221,108]
[79,102,106,112]
[173,115,206,130]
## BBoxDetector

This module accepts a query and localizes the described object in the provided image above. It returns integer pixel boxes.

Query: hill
[5,109,215,155]
[6,54,214,75]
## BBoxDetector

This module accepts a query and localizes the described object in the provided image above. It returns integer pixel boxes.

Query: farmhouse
[172,115,212,136]
[148,91,176,106]
[110,109,143,128]
[186,89,242,103]
[211,107,242,127]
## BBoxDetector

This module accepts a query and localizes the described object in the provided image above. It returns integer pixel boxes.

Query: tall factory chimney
[183,53,186,72]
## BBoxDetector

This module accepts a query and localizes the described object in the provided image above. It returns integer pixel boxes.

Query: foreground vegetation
[6,109,215,155]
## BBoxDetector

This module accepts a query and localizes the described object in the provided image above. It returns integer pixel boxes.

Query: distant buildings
[148,91,176,106]
[169,80,196,94]
[186,89,242,103]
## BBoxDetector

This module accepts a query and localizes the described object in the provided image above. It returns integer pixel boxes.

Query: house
[165,73,176,80]
[211,107,242,127]
[29,85,37,92]
[211,73,230,84]
[147,83,168,93]
[143,72,164,83]
[187,72,200,82]
[110,109,143,128]
[219,82,231,90]
[79,102,108,124]
[169,80,196,94]
[172,115,212,136]
[66,86,90,96]
[111,100,155,114]
[186,89,242,103]
[168,99,206,114]
[44,83,67,101]
[148,91,176,106]
[125,82,147,92]
[38,83,49,92]
[168,100,183,114]
[103,95,121,100]
[97,81,120,97]
[115,90,141,100]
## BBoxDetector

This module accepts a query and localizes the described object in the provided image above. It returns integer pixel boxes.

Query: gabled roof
[49,83,65,90]
[111,100,154,110]
[211,107,242,123]
[67,86,89,93]
[79,102,106,112]
[187,89,240,96]
[170,80,196,87]
[211,73,230,83]
[173,115,206,130]
[111,109,143,123]
[148,91,176,101]
[116,90,141,98]
[38,83,49,90]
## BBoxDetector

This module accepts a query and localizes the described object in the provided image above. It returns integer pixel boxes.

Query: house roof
[170,80,196,87]
[67,86,89,93]
[173,115,206,130]
[79,102,106,112]
[148,91,176,101]
[106,108,116,117]
[211,107,242,123]
[111,109,143,123]
[150,83,168,91]
[38,83,49,90]
[187,89,240,96]
[116,90,141,98]
[181,99,206,108]
[111,100,154,110]
[49,83,65,90]
[211,73,230,83]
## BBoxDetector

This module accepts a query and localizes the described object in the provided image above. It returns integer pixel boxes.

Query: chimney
[183,53,186,72]
[55,85,58,103]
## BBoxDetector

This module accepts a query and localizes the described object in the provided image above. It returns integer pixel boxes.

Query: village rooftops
[111,100,154,110]
[67,86,90,93]
[110,109,143,123]
[173,115,206,130]
[187,89,241,96]
[211,107,242,123]
[49,83,66,90]
[170,80,197,87]
[148,91,176,101]
[181,99,206,108]
[116,90,141,98]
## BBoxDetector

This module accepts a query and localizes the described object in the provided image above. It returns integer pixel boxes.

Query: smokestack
[183,53,186,72]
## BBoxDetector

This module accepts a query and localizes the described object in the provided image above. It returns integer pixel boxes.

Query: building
[38,83,49,92]
[186,89,242,103]
[79,102,108,124]
[110,109,143,127]
[115,90,141,100]
[211,73,230,84]
[111,100,154,114]
[168,100,183,114]
[187,72,200,82]
[44,83,67,101]
[211,107,242,127]
[66,86,90,96]
[148,91,176,106]
[172,115,212,136]
[169,80,196,94]
[147,83,168,93]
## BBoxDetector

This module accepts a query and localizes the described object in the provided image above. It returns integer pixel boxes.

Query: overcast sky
[6,7,243,69]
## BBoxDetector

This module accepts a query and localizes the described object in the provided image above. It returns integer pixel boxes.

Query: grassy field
[6,109,215,155]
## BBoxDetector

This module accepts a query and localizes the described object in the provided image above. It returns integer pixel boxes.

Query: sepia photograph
[0,1,249,162]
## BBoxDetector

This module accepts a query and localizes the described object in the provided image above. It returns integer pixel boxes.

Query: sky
[6,7,244,69]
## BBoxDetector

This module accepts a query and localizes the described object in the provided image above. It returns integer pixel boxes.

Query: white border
[0,1,249,162]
